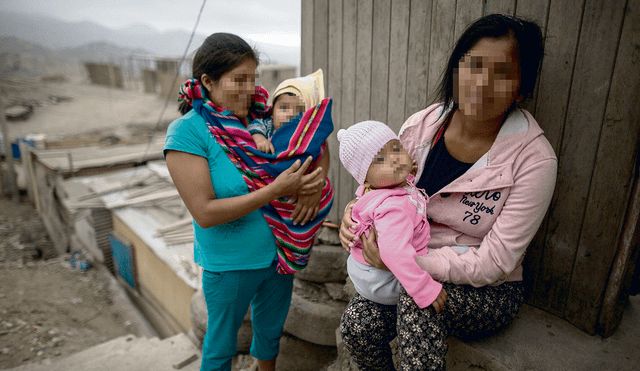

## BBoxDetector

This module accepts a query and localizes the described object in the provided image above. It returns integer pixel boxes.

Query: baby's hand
[411,162,418,176]
[252,134,275,154]
[431,287,448,313]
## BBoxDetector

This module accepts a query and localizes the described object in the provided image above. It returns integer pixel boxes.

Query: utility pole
[0,88,20,202]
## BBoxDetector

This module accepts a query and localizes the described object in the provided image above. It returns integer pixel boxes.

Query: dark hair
[272,92,296,106]
[435,14,544,115]
[179,33,259,115]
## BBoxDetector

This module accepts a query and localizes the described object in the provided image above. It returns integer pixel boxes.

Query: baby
[249,69,324,154]
[337,120,447,310]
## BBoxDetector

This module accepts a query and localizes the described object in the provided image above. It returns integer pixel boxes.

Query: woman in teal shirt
[164,33,323,371]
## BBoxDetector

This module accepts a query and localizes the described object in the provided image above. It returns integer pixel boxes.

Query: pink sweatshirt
[401,104,557,287]
[350,180,443,308]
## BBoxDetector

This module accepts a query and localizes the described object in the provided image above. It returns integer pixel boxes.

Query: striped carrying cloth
[179,78,334,274]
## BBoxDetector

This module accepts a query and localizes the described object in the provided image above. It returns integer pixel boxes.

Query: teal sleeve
[164,111,208,158]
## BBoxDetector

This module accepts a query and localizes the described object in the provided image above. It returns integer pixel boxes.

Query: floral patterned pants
[340,281,524,371]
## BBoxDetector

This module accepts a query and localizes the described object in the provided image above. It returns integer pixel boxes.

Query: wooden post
[598,166,640,336]
[0,89,20,202]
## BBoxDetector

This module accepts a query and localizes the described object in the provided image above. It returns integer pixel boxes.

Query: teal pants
[200,263,294,371]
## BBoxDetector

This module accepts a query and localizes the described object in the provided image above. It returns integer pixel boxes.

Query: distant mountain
[0,10,299,78]
[0,10,204,58]
[0,36,55,56]
[59,42,151,64]
[0,10,298,65]
[118,24,161,36]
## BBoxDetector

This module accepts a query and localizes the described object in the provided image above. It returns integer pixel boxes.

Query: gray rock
[283,283,347,346]
[315,226,341,245]
[277,333,337,371]
[325,282,351,302]
[295,245,349,283]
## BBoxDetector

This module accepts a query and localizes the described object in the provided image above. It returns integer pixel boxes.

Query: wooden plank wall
[301,0,640,335]
[596,0,640,336]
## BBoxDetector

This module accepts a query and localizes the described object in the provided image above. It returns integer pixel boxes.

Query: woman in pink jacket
[339,14,557,370]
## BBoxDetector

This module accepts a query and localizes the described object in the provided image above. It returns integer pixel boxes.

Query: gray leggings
[340,281,524,371]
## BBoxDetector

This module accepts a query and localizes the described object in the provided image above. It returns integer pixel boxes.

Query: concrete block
[315,226,341,245]
[277,333,337,371]
[283,279,347,346]
[323,297,640,370]
[343,277,357,298]
[295,244,349,283]
[324,282,351,302]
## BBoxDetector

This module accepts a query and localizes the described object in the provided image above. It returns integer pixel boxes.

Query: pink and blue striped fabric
[178,78,334,274]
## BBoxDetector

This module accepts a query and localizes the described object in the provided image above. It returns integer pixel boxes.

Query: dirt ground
[0,73,181,142]
[0,72,179,369]
[0,196,143,369]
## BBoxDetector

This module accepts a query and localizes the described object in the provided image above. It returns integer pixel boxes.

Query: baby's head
[271,93,305,131]
[271,69,325,131]
[338,121,414,189]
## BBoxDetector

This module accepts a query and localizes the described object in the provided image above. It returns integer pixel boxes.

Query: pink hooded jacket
[350,179,443,308]
[403,104,557,287]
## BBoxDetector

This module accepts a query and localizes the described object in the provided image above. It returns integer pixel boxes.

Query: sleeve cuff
[415,253,448,282]
[412,280,443,309]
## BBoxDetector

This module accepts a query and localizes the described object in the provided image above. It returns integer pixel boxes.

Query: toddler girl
[337,120,447,311]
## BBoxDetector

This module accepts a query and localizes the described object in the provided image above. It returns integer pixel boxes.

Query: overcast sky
[0,0,301,55]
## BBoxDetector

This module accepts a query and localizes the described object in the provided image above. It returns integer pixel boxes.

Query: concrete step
[7,333,201,371]
[283,278,347,346]
[328,295,640,371]
[295,244,349,283]
[456,296,640,370]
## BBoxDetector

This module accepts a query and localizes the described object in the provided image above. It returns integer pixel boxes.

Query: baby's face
[364,140,414,189]
[272,94,305,131]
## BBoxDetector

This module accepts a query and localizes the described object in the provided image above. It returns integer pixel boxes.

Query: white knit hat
[273,69,325,111]
[337,120,399,185]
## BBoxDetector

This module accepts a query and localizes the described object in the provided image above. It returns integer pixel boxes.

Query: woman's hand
[360,227,389,271]
[338,201,358,251]
[290,190,321,226]
[298,147,330,196]
[297,168,325,195]
[431,288,448,313]
[338,199,388,269]
[270,157,321,198]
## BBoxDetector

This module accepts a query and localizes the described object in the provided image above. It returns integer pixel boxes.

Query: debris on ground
[0,196,137,369]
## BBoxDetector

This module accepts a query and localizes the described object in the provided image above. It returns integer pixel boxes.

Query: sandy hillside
[1,73,182,144]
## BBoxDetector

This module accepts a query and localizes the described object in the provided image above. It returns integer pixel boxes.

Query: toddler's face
[272,94,305,131]
[364,140,414,189]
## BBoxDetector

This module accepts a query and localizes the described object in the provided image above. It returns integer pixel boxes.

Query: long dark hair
[179,33,259,115]
[435,14,544,118]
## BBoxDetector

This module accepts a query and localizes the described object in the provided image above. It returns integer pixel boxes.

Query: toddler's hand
[410,162,418,176]
[431,288,448,313]
[253,134,275,154]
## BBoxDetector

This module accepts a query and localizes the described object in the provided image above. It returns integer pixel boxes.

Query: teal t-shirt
[164,110,277,272]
